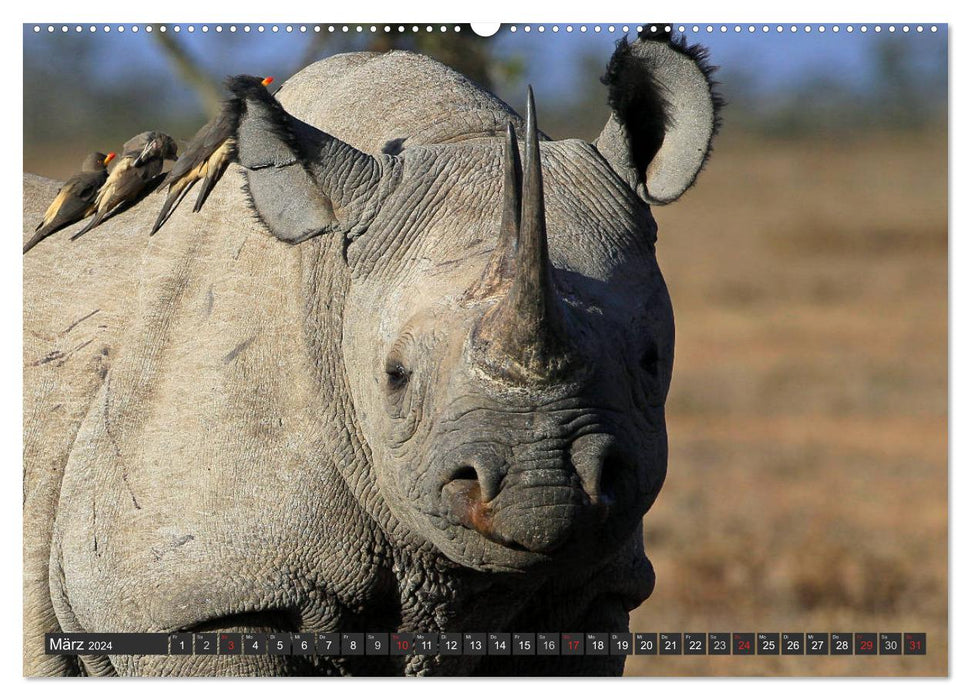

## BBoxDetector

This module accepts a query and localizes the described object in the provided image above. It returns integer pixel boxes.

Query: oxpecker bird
[150,75,274,236]
[24,152,116,254]
[71,131,178,241]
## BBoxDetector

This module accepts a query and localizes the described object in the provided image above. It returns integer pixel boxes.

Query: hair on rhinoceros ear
[233,81,395,244]
[595,27,724,206]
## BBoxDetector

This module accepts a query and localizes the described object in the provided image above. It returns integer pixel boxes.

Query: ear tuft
[597,29,723,205]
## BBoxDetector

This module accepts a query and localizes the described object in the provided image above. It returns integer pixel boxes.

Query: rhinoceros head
[234,33,720,574]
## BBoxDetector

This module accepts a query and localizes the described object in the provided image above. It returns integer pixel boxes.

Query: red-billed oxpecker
[149,75,274,236]
[24,151,116,254]
[71,131,178,241]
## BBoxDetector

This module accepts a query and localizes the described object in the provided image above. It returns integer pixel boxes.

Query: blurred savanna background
[23,23,948,677]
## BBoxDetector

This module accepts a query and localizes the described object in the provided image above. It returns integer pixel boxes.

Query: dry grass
[625,128,947,676]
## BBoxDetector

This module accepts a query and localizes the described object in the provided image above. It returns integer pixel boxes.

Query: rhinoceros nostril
[598,452,624,508]
[570,433,623,507]
[450,465,478,484]
[442,460,502,503]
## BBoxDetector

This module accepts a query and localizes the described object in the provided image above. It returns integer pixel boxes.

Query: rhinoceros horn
[470,87,575,384]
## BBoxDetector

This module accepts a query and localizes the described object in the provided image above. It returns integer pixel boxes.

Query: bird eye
[385,361,410,391]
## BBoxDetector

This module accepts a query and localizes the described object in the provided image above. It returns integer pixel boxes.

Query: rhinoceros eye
[385,360,411,392]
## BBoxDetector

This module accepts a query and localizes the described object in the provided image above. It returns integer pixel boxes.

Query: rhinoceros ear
[235,89,393,243]
[595,28,723,205]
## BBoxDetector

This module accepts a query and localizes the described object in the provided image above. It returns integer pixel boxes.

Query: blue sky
[24,22,948,101]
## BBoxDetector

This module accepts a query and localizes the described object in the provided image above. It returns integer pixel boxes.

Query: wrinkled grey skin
[24,39,718,676]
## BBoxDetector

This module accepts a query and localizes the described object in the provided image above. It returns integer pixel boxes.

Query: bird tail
[23,227,51,254]
[150,180,195,236]
[70,211,105,241]
[192,175,219,214]
[192,158,231,214]
[24,213,80,253]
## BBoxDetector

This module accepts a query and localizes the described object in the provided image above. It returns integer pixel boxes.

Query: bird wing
[37,171,103,230]
[93,157,142,212]
[164,111,234,186]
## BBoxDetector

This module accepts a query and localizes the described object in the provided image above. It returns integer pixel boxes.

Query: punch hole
[470,23,500,37]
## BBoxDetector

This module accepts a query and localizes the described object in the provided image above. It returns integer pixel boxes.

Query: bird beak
[261,76,274,87]
[104,152,117,166]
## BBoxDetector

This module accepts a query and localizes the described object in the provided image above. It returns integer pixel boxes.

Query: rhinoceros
[23,31,719,676]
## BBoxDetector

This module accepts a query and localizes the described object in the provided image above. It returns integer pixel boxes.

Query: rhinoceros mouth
[441,477,614,555]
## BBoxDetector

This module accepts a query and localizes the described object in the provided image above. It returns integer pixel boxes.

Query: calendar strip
[45,632,927,656]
